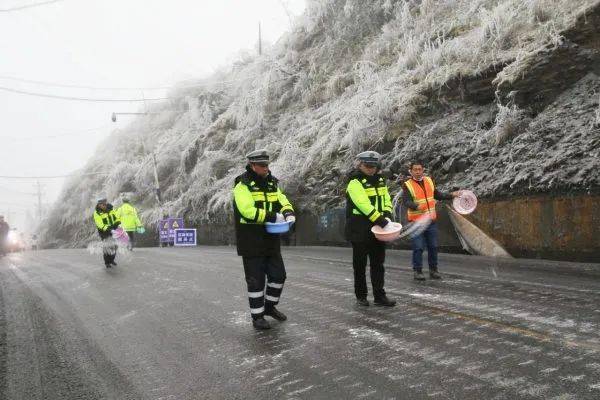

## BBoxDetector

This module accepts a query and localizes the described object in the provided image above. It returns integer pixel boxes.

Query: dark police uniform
[233,150,296,329]
[93,199,121,267]
[345,151,396,307]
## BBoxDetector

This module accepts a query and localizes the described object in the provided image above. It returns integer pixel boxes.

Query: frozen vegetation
[42,0,600,247]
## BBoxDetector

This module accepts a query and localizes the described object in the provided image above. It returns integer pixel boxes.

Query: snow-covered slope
[42,0,600,248]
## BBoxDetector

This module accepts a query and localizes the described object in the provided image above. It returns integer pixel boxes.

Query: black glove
[282,211,295,218]
[384,211,393,220]
[407,200,419,211]
[375,215,389,228]
[265,211,277,223]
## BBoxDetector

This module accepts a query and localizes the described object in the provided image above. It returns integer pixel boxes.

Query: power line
[0,66,293,103]
[0,201,32,208]
[0,75,174,91]
[0,61,281,95]
[0,74,247,92]
[0,85,170,102]
[0,0,65,12]
[0,172,109,179]
[0,184,36,195]
[0,125,109,141]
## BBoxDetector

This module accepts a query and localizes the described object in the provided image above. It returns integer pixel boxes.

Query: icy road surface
[1,246,600,399]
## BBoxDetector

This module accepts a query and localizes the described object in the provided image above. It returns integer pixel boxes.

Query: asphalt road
[1,246,600,399]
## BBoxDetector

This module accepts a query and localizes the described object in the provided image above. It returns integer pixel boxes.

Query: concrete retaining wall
[466,195,600,262]
[138,195,599,262]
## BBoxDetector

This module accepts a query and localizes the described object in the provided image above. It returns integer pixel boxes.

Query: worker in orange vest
[402,161,461,280]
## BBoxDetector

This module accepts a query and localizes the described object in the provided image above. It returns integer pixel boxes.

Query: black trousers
[102,237,117,265]
[351,237,386,300]
[126,231,135,249]
[242,254,286,320]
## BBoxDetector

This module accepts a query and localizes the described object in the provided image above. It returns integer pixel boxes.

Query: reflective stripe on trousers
[242,255,287,319]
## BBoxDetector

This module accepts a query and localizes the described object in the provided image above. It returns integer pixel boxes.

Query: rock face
[392,70,600,200]
[42,0,600,260]
[387,3,600,198]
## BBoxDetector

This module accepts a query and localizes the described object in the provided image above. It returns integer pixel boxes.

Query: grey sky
[0,0,306,231]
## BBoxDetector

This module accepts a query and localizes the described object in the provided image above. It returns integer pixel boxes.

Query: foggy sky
[0,0,306,231]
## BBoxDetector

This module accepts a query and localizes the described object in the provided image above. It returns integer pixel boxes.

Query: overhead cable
[0,75,174,91]
[0,0,65,13]
[0,62,284,94]
[0,125,108,141]
[0,185,36,195]
[0,85,169,102]
[0,172,109,179]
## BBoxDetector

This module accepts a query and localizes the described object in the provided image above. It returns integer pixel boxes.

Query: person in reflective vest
[345,151,396,307]
[117,197,142,250]
[233,149,296,330]
[93,198,121,268]
[402,161,460,280]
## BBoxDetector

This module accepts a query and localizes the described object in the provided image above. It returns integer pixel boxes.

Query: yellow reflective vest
[233,167,295,256]
[233,177,293,225]
[93,204,120,234]
[404,177,437,221]
[117,202,142,231]
[345,171,392,242]
[346,173,392,222]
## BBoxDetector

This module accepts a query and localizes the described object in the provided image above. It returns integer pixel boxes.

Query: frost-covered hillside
[42,0,600,247]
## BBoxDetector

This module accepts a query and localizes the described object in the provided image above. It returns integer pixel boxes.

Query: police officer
[233,149,296,330]
[117,196,142,250]
[345,151,396,307]
[93,198,121,268]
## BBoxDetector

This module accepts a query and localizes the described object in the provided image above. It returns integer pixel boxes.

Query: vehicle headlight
[7,232,19,245]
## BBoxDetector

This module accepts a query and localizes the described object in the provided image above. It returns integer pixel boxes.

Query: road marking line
[393,296,600,351]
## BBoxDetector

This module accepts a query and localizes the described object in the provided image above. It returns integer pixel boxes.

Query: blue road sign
[169,218,184,241]
[159,217,185,244]
[158,219,170,243]
[174,228,197,246]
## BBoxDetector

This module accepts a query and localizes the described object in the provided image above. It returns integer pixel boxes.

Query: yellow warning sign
[172,220,180,229]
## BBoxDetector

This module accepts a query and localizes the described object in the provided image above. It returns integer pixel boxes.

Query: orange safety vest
[404,177,437,221]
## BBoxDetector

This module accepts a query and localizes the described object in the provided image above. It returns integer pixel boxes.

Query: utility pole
[152,153,162,205]
[35,180,43,223]
[140,91,162,207]
[111,112,160,203]
[111,95,163,222]
[258,21,262,56]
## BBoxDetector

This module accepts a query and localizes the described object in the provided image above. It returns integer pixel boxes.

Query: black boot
[111,261,117,266]
[356,298,370,307]
[252,317,271,330]
[414,270,426,281]
[429,270,442,280]
[105,263,112,268]
[374,295,396,307]
[265,306,287,321]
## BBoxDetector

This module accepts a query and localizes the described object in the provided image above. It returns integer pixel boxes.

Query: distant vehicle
[6,229,26,253]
